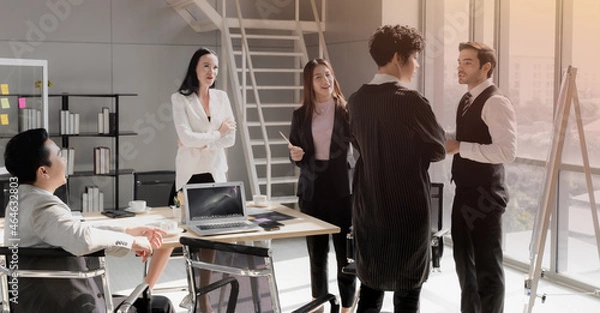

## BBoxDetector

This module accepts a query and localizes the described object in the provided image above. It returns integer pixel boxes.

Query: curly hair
[369,25,424,67]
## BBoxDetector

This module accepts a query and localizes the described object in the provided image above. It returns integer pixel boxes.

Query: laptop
[183,181,261,236]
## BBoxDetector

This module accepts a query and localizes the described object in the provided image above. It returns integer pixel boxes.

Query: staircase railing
[167,0,328,202]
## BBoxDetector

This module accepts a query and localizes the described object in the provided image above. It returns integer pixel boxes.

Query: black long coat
[348,82,446,291]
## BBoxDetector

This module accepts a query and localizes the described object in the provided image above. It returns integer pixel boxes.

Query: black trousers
[299,161,356,308]
[356,284,421,313]
[168,173,215,205]
[451,186,507,313]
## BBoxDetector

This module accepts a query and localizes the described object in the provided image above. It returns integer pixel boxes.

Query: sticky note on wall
[0,84,8,95]
[18,97,26,108]
[1,98,9,109]
[0,114,9,125]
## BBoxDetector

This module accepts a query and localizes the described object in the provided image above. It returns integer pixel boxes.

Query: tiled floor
[108,237,600,312]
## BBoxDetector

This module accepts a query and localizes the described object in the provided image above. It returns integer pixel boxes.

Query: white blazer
[171,89,236,190]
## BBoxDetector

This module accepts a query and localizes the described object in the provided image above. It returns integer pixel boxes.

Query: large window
[502,0,556,265]
[557,0,600,287]
[423,0,470,229]
[425,0,600,292]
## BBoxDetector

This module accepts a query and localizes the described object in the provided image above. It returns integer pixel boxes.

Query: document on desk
[82,215,166,228]
[247,207,294,223]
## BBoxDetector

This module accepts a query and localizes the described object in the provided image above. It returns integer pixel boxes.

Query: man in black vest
[445,42,517,313]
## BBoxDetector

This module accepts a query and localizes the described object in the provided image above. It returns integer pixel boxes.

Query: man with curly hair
[348,25,446,312]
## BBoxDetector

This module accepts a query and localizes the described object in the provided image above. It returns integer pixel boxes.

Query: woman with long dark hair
[172,47,236,191]
[171,47,236,313]
[287,58,356,313]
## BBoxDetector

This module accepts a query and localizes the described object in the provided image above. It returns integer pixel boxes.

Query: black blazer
[288,103,353,201]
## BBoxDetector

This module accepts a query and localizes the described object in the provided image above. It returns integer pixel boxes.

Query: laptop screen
[184,182,245,221]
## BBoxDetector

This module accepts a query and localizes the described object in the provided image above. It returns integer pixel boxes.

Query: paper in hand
[279,131,291,145]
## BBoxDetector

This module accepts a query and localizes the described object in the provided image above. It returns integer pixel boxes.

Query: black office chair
[0,247,173,313]
[429,182,449,270]
[133,170,176,207]
[180,237,341,313]
[132,170,190,297]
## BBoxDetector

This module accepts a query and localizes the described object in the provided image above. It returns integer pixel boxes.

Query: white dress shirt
[368,73,409,88]
[171,89,236,189]
[447,79,517,164]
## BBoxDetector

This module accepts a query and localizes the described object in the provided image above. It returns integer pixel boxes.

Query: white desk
[79,203,339,248]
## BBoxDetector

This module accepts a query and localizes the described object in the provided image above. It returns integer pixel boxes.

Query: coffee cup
[253,194,268,206]
[160,220,178,232]
[171,206,182,219]
[128,200,147,212]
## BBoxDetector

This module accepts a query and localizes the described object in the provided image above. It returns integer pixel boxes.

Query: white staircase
[165,0,329,205]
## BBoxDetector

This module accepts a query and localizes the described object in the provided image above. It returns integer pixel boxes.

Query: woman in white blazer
[171,47,236,191]
[171,47,236,313]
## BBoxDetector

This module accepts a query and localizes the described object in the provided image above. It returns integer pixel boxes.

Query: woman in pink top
[287,59,356,313]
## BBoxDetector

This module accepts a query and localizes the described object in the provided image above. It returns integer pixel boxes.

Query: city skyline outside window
[426,0,600,292]
[558,0,600,288]
[502,0,556,268]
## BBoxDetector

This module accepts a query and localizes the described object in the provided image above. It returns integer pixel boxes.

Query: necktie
[460,92,473,117]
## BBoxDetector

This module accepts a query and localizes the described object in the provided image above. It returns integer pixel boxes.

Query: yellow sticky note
[1,98,10,109]
[0,114,8,125]
[0,84,8,95]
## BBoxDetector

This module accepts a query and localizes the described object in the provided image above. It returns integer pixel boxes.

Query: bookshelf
[0,92,138,211]
[51,93,138,210]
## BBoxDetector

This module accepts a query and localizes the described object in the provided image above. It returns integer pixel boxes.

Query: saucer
[125,206,152,214]
[250,201,270,208]
[164,227,184,237]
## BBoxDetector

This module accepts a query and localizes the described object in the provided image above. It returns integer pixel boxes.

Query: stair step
[167,0,195,9]
[253,157,291,165]
[237,68,303,73]
[233,51,304,57]
[270,196,298,204]
[230,34,300,41]
[258,176,298,184]
[251,139,287,146]
[240,85,303,90]
[246,121,291,127]
[246,103,299,109]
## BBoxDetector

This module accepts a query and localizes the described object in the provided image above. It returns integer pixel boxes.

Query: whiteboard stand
[523,65,600,312]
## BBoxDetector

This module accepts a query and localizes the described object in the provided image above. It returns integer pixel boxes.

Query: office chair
[429,182,449,270]
[133,170,176,207]
[132,170,188,293]
[0,247,172,313]
[180,237,341,313]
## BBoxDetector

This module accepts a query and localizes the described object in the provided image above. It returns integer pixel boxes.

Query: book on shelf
[96,107,113,135]
[97,112,103,133]
[93,146,110,174]
[74,113,80,134]
[102,107,109,134]
[82,186,103,212]
[18,108,42,132]
[59,110,80,135]
[60,147,75,175]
